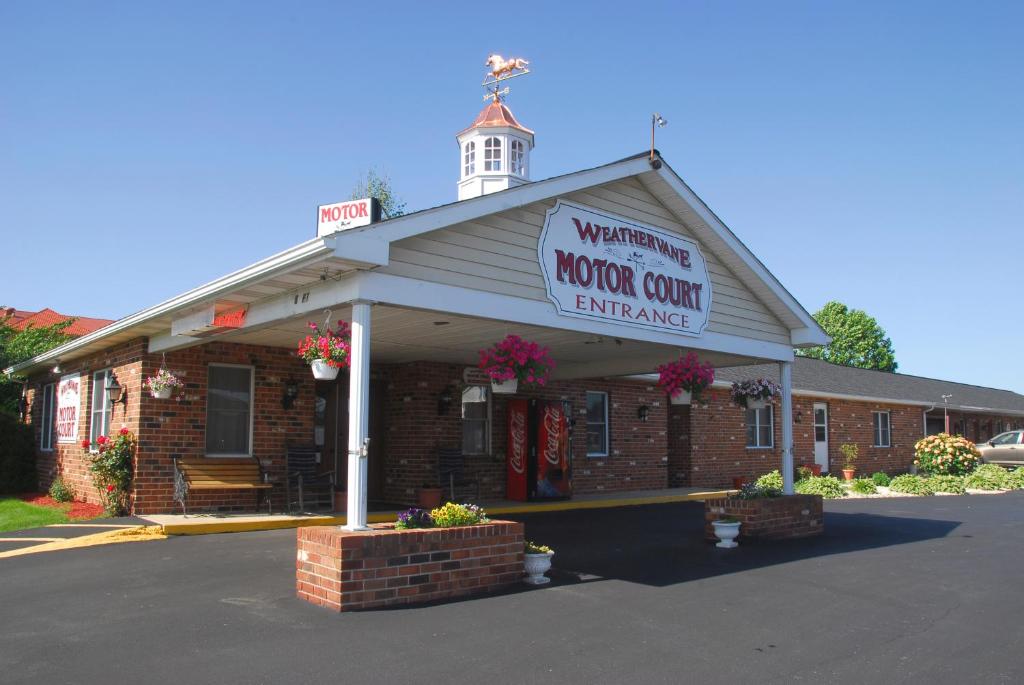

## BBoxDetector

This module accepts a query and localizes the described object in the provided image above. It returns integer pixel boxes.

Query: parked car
[976,430,1024,465]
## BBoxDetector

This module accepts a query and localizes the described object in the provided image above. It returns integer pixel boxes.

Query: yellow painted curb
[158,490,732,536]
[0,526,166,559]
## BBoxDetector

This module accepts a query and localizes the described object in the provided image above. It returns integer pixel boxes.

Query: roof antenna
[650,112,667,168]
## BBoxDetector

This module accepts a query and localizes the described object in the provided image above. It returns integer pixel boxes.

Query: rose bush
[82,428,135,515]
[913,433,981,476]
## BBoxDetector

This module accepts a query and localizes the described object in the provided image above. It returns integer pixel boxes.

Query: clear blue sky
[2,2,1022,391]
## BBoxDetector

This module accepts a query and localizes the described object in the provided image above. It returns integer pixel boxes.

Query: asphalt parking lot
[2,494,1023,684]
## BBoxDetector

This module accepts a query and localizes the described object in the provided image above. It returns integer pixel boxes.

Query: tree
[350,168,406,219]
[797,301,898,372]
[0,311,75,414]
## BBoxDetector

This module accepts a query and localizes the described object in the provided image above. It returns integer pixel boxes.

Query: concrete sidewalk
[141,486,733,534]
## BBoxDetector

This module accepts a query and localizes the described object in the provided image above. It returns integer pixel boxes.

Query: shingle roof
[7,308,114,337]
[715,357,1024,415]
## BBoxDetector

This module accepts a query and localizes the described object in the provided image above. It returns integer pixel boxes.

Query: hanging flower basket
[478,335,555,395]
[731,378,782,409]
[657,352,714,406]
[143,368,184,400]
[298,319,351,380]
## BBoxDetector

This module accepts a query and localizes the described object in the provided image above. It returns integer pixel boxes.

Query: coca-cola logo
[509,409,526,474]
[542,406,562,466]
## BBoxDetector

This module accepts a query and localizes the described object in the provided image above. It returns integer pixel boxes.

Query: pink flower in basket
[478,335,555,387]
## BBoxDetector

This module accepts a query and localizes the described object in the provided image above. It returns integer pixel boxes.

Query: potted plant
[656,352,715,405]
[730,378,782,409]
[840,443,858,481]
[417,481,443,509]
[143,368,184,399]
[711,516,741,548]
[477,334,555,395]
[523,540,554,585]
[297,319,351,380]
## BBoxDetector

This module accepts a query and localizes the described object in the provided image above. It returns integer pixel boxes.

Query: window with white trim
[484,136,502,171]
[873,411,891,447]
[206,365,254,456]
[463,141,476,177]
[90,369,113,446]
[461,385,490,455]
[40,383,55,451]
[510,139,525,176]
[746,406,773,448]
[586,391,609,457]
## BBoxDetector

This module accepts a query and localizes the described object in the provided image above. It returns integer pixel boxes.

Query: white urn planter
[310,359,340,381]
[669,390,692,405]
[523,551,554,585]
[151,387,172,400]
[491,378,518,395]
[711,520,741,549]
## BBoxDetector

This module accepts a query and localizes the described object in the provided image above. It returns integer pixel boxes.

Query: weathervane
[482,54,530,103]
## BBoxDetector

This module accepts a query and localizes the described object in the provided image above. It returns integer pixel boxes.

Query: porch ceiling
[219,304,768,379]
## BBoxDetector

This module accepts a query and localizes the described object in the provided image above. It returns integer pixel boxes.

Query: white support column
[780,361,795,495]
[344,300,373,531]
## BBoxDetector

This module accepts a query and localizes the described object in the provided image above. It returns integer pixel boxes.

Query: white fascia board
[357,272,796,362]
[791,326,831,347]
[347,156,653,245]
[653,164,828,342]
[8,236,339,375]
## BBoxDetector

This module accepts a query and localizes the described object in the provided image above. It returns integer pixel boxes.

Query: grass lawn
[0,498,69,533]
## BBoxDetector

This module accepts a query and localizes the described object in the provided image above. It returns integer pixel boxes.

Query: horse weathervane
[482,54,530,103]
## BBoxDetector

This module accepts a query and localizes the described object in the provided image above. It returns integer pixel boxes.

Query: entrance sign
[538,200,712,336]
[316,198,381,237]
[56,373,80,443]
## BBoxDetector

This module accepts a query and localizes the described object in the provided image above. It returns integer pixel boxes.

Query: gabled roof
[715,357,1024,416]
[9,308,114,336]
[4,151,827,375]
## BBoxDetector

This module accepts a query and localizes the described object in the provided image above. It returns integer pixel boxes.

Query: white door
[813,403,829,472]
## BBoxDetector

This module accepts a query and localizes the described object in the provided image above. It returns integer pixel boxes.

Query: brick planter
[704,494,823,541]
[296,520,525,612]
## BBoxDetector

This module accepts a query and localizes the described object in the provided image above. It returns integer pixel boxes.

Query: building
[8,91,1021,519]
[3,307,114,337]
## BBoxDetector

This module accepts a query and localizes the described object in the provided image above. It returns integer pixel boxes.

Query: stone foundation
[704,494,823,540]
[296,520,524,612]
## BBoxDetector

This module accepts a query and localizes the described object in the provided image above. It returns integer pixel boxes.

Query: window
[586,391,609,457]
[40,383,55,451]
[484,136,502,171]
[463,141,475,177]
[510,139,525,175]
[746,406,773,448]
[873,411,891,447]
[90,369,113,446]
[206,364,254,456]
[992,431,1021,446]
[461,386,490,455]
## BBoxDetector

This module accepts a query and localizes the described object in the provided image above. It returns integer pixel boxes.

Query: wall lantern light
[795,410,803,424]
[637,405,650,423]
[282,379,300,410]
[106,375,127,407]
[438,386,455,416]
[52,359,62,374]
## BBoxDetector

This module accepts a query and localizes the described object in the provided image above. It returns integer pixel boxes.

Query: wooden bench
[173,457,273,515]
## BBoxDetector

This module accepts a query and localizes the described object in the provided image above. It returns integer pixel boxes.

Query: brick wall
[295,520,525,611]
[704,494,823,540]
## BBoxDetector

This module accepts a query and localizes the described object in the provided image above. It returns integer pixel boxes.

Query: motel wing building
[12,100,1023,518]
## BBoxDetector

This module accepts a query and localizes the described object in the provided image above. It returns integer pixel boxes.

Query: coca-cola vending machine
[506,399,573,501]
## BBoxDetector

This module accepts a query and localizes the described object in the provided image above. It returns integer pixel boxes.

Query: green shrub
[430,502,489,527]
[871,471,891,487]
[48,476,74,503]
[928,475,966,494]
[0,412,37,494]
[795,475,846,499]
[889,474,934,496]
[850,478,877,495]
[965,464,1009,491]
[1006,467,1024,490]
[754,470,784,493]
[914,433,981,476]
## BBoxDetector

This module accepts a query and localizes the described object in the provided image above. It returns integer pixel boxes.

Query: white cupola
[456,101,534,200]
